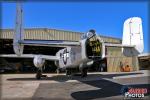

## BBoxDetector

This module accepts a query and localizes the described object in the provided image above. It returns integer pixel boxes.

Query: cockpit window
[81,29,96,40]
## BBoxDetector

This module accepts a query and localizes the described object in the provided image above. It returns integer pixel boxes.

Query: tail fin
[13,2,24,56]
[122,17,144,56]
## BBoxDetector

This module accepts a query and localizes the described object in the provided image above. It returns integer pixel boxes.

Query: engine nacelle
[33,55,45,68]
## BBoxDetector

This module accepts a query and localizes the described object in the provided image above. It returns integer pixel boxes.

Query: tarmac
[0,70,150,100]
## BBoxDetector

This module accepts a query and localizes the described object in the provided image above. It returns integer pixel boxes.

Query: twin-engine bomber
[0,3,144,79]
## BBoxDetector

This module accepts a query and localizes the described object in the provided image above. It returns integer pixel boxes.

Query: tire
[66,69,71,76]
[36,70,42,80]
[81,68,87,77]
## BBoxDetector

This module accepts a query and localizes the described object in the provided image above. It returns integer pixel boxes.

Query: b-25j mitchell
[0,3,144,79]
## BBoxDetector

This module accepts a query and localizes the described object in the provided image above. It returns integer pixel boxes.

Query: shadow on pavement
[31,78,150,100]
[7,72,143,82]
[71,79,150,100]
[3,72,150,100]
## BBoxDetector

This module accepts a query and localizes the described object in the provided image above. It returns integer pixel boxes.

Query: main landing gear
[81,68,88,77]
[35,67,88,80]
[66,67,88,77]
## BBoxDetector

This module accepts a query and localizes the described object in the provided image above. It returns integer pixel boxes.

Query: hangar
[0,28,139,73]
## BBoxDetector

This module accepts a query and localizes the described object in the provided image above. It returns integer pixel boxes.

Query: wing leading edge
[104,43,135,48]
[19,40,80,47]
[0,54,59,61]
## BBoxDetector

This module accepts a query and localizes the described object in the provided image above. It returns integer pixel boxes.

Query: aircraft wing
[101,43,135,58]
[0,54,59,61]
[104,43,135,48]
[19,40,80,47]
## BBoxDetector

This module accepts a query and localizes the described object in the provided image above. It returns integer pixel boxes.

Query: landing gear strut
[56,68,61,74]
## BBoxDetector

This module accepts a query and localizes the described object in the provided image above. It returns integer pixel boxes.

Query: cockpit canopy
[81,29,96,40]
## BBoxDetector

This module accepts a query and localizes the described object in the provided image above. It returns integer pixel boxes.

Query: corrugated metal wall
[102,36,121,44]
[0,28,82,41]
[106,47,139,72]
[0,28,121,43]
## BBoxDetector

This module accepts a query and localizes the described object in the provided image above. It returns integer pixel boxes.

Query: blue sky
[1,1,149,53]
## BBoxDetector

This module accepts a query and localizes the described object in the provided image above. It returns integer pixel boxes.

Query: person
[124,65,131,72]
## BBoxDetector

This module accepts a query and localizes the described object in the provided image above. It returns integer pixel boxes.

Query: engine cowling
[33,55,45,68]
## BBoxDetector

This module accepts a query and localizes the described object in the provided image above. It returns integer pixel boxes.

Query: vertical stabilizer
[122,17,144,56]
[13,2,24,56]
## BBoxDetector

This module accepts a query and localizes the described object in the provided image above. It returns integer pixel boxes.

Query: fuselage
[56,35,102,69]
